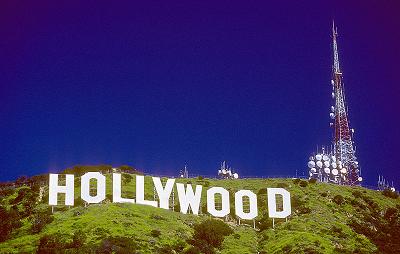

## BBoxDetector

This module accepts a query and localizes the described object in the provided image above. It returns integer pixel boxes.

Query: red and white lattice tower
[330,21,361,185]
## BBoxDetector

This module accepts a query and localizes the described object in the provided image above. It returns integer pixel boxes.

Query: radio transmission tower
[307,22,361,185]
[330,21,361,185]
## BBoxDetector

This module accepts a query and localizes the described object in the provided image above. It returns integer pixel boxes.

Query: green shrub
[96,236,138,253]
[292,178,301,184]
[333,195,345,205]
[382,189,399,199]
[352,190,363,199]
[190,219,233,253]
[299,180,308,188]
[151,229,161,237]
[308,178,317,184]
[31,209,54,234]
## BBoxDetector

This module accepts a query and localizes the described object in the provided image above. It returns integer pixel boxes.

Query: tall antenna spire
[331,22,361,185]
[307,22,361,186]
[332,20,341,74]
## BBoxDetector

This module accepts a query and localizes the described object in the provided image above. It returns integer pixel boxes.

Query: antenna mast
[331,21,361,185]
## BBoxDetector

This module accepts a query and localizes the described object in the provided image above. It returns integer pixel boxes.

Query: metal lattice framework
[331,21,361,185]
[307,22,361,185]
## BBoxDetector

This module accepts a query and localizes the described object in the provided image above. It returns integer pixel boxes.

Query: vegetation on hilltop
[0,165,399,253]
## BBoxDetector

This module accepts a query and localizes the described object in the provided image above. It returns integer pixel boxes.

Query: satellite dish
[322,155,329,161]
[331,80,335,85]
[308,161,316,168]
[331,162,337,168]
[222,169,226,174]
[391,187,396,192]
[233,173,239,179]
[311,168,317,173]
[309,156,314,161]
[331,106,335,112]
[332,92,335,98]
[358,177,363,182]
[332,169,339,176]
[341,168,347,174]
[309,172,313,177]
[316,161,323,168]
[316,154,322,161]
[324,168,330,174]
[324,161,330,168]
[228,170,232,175]
[330,113,335,119]
[331,156,336,162]
[218,170,222,174]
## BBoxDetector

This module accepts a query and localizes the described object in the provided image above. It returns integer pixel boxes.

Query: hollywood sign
[48,173,291,220]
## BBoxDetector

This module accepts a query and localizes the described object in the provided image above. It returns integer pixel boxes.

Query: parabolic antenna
[324,161,330,168]
[332,92,335,99]
[331,80,335,85]
[308,161,316,168]
[222,169,226,174]
[330,113,335,119]
[324,168,330,174]
[323,155,329,162]
[331,156,336,162]
[316,154,322,161]
[218,170,222,174]
[341,168,347,174]
[332,169,339,175]
[391,187,396,192]
[233,173,239,179]
[311,168,317,173]
[316,161,323,168]
[331,106,335,112]
[358,177,363,182]
[331,162,337,168]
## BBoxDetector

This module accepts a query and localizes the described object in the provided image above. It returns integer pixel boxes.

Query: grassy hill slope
[0,172,399,253]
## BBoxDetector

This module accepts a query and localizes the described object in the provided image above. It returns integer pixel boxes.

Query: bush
[190,219,233,254]
[197,176,204,181]
[352,190,363,199]
[31,209,54,234]
[382,189,399,199]
[184,246,201,254]
[0,206,22,242]
[299,180,308,188]
[308,178,317,184]
[292,178,301,185]
[97,236,138,253]
[151,229,161,237]
[320,192,328,197]
[333,195,345,205]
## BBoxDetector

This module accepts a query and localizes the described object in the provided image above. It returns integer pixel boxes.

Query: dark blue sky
[1,1,399,188]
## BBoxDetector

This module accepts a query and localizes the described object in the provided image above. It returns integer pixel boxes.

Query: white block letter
[152,177,175,209]
[267,188,291,218]
[176,183,202,215]
[113,173,135,203]
[207,187,230,217]
[235,190,258,220]
[81,172,106,203]
[49,174,74,206]
[136,175,157,207]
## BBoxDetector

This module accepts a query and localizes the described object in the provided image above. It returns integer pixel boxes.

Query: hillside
[0,169,399,254]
